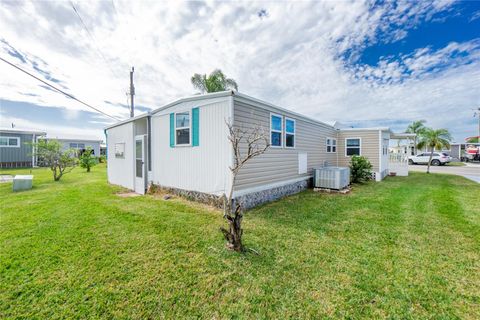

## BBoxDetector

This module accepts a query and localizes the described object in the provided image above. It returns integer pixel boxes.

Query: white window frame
[0,136,20,148]
[175,110,191,147]
[270,113,283,148]
[284,117,296,149]
[114,142,125,159]
[326,137,337,153]
[345,137,361,157]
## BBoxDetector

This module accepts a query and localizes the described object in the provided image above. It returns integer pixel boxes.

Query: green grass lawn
[1,165,479,319]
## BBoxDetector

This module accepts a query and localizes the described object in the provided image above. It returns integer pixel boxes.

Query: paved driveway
[409,163,480,183]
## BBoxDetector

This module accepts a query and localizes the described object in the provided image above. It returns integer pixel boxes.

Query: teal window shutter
[192,107,199,147]
[170,113,175,147]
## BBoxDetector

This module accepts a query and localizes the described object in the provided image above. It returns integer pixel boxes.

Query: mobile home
[46,137,103,156]
[0,128,46,168]
[105,91,407,208]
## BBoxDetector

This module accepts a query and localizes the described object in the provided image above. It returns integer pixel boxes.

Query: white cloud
[0,0,478,141]
[0,112,104,140]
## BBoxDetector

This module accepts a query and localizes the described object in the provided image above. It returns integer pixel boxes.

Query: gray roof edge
[232,92,334,128]
[45,137,104,143]
[0,128,47,135]
[104,113,150,130]
[104,91,234,131]
[339,127,391,132]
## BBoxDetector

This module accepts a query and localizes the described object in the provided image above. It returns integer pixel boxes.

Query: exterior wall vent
[313,167,350,190]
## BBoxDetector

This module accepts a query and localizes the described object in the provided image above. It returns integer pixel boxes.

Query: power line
[0,56,121,121]
[70,1,122,79]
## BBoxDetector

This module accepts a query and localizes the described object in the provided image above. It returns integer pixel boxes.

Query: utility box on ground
[13,175,33,192]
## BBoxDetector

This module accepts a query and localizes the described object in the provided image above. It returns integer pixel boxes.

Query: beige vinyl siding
[233,98,338,192]
[338,130,380,171]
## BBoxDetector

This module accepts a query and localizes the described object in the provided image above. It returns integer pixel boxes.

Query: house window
[175,112,190,145]
[382,140,388,155]
[115,143,125,158]
[69,143,78,148]
[270,114,282,147]
[346,138,361,156]
[0,136,20,148]
[326,138,337,153]
[285,118,295,148]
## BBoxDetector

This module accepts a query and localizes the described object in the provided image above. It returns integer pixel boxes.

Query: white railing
[388,153,409,176]
[389,153,408,164]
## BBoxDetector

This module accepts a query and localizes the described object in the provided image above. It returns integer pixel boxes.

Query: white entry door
[134,135,146,194]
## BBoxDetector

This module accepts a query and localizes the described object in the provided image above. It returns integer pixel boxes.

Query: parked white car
[408,152,452,166]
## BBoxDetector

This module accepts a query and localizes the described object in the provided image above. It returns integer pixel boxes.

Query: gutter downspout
[336,129,339,167]
[103,129,108,160]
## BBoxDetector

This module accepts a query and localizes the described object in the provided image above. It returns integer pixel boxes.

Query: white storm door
[134,135,146,194]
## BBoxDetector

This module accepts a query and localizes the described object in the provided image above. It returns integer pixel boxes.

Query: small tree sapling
[79,147,97,172]
[33,139,76,181]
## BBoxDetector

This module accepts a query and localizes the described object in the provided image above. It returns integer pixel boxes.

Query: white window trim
[345,137,362,157]
[174,110,192,147]
[284,117,296,149]
[326,137,337,153]
[114,142,125,159]
[270,113,283,148]
[0,136,20,148]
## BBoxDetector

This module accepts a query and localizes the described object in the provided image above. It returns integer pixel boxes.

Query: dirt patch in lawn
[116,192,141,198]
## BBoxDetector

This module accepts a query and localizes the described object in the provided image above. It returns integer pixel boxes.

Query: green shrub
[98,155,107,163]
[350,155,373,183]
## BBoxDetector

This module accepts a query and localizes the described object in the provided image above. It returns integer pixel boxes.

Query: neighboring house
[100,143,106,156]
[446,142,480,161]
[0,128,46,168]
[105,91,409,208]
[45,137,102,156]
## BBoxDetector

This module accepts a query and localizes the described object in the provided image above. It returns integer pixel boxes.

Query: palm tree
[417,128,452,173]
[191,69,238,93]
[406,120,426,155]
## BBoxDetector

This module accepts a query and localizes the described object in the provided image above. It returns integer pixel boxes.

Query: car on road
[409,152,452,166]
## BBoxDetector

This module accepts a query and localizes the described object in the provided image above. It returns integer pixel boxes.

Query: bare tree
[221,121,269,252]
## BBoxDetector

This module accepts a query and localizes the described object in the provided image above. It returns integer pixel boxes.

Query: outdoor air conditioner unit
[313,167,350,190]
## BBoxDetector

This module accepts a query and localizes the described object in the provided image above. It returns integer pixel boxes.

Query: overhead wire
[0,56,121,121]
[70,1,123,80]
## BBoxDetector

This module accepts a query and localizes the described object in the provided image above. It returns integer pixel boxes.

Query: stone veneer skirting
[233,179,309,210]
[150,179,310,210]
[149,184,224,208]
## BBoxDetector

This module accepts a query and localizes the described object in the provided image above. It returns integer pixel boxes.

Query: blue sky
[0,0,479,141]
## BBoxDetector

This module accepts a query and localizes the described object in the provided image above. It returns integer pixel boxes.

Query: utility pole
[129,67,135,118]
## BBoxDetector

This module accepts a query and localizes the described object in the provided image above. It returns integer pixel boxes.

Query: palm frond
[225,78,238,91]
[191,69,239,93]
[416,127,452,151]
[191,73,207,93]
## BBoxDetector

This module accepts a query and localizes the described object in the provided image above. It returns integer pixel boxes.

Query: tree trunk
[220,203,244,252]
[87,166,91,172]
[54,165,63,181]
[427,150,434,174]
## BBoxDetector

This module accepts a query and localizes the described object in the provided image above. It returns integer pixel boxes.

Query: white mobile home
[105,91,408,208]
